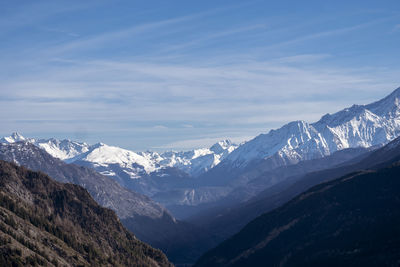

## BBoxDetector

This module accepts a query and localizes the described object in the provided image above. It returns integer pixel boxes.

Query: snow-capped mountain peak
[210,139,235,154]
[0,132,28,144]
[35,138,90,161]
[76,143,158,174]
[223,87,400,169]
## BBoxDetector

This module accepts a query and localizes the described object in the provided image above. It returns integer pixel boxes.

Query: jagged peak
[10,132,25,139]
[315,87,400,127]
[210,139,236,154]
[224,87,400,168]
[214,139,233,147]
[1,132,27,144]
[219,139,232,145]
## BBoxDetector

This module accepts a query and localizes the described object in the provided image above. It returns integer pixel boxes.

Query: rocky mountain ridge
[224,87,400,169]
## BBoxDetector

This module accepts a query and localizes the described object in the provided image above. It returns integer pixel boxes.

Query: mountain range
[1,133,238,206]
[1,133,237,178]
[2,87,400,265]
[199,87,400,187]
[224,87,400,169]
[3,89,400,212]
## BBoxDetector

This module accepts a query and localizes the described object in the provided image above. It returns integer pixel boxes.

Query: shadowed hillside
[196,161,400,266]
[0,160,172,266]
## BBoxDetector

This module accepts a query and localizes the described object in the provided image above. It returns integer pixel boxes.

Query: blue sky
[1,0,400,151]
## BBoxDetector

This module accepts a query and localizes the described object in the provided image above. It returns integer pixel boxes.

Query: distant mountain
[0,142,180,246]
[161,140,237,177]
[0,132,28,144]
[0,133,238,210]
[185,87,400,209]
[0,133,91,161]
[195,157,400,266]
[223,87,400,169]
[1,133,237,178]
[36,138,91,161]
[0,160,172,266]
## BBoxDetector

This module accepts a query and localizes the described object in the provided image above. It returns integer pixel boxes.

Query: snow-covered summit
[73,143,159,175]
[35,138,91,161]
[0,132,29,144]
[210,139,236,154]
[224,87,400,168]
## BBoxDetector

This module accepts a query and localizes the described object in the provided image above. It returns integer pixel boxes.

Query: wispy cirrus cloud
[1,1,399,151]
[1,56,398,129]
[258,17,394,52]
[160,23,269,53]
[34,3,255,57]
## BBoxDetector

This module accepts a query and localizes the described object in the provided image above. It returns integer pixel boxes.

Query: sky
[1,0,400,151]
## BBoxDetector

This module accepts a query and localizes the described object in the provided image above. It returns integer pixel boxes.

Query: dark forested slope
[196,162,400,267]
[0,160,172,266]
